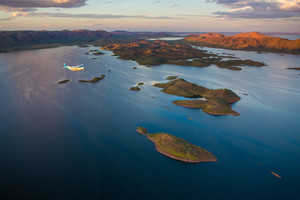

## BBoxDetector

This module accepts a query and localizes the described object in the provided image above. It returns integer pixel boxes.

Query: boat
[64,63,85,71]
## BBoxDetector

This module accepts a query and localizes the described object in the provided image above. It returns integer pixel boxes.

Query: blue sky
[0,0,299,32]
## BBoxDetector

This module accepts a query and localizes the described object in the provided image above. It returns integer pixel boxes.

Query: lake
[0,45,300,200]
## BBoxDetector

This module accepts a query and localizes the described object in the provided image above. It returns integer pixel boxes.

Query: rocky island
[78,75,105,83]
[102,40,265,71]
[286,67,300,70]
[154,78,240,116]
[184,32,300,54]
[137,127,217,163]
[57,79,70,84]
[130,82,144,91]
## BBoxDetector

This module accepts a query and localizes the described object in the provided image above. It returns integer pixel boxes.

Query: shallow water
[0,45,299,200]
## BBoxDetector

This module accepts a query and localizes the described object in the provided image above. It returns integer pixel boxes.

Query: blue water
[0,45,300,200]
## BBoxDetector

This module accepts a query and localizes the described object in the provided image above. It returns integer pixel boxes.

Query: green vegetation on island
[166,76,178,80]
[130,82,144,91]
[57,79,70,84]
[102,40,265,70]
[78,75,105,83]
[137,127,217,163]
[154,78,240,116]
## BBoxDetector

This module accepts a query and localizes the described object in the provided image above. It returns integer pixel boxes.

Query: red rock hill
[185,32,300,53]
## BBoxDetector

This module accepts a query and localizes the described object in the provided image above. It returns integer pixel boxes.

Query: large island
[102,40,265,71]
[154,78,240,116]
[137,127,217,163]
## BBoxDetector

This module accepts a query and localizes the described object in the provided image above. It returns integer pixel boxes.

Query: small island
[154,78,240,116]
[286,67,300,70]
[92,52,104,56]
[78,75,105,83]
[130,82,144,91]
[57,79,70,84]
[102,40,265,71]
[137,127,217,163]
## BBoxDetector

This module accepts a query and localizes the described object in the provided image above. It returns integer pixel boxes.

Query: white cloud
[209,0,300,19]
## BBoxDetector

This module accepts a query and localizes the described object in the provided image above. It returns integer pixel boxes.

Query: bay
[0,45,299,200]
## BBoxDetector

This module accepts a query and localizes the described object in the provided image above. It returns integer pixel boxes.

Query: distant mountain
[0,30,171,52]
[232,32,274,39]
[110,30,170,38]
[0,30,112,52]
[185,32,300,53]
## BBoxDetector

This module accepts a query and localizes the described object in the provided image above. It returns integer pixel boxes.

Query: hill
[111,30,170,38]
[184,32,300,53]
[0,30,112,52]
[0,30,172,53]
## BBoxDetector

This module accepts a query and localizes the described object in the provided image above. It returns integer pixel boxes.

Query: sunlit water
[0,45,300,200]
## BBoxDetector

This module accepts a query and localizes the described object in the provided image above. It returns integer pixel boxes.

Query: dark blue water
[0,45,299,200]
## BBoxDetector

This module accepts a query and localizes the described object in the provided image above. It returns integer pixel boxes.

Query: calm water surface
[0,45,299,200]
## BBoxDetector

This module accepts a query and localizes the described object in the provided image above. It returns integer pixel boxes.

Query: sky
[0,0,299,32]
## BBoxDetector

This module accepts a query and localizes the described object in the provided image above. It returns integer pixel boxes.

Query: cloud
[208,0,300,19]
[213,10,297,19]
[0,6,37,12]
[0,17,11,20]
[7,11,180,20]
[169,3,180,7]
[87,23,103,27]
[0,0,181,20]
[0,0,87,8]
[0,25,10,29]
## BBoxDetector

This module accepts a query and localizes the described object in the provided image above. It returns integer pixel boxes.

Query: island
[184,32,300,54]
[154,78,240,116]
[286,67,300,70]
[102,40,265,71]
[78,75,105,83]
[89,49,105,55]
[137,127,217,163]
[56,79,70,84]
[270,171,282,179]
[130,82,144,91]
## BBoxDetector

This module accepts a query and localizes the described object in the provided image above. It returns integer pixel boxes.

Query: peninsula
[154,78,240,116]
[137,127,217,163]
[184,32,300,54]
[102,40,265,70]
